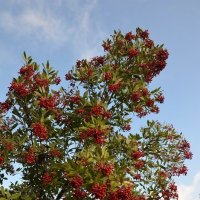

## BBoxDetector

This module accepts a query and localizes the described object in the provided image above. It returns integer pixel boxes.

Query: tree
[0,28,192,200]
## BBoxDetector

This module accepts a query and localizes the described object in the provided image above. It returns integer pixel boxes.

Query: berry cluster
[79,128,108,144]
[0,156,4,165]
[4,141,14,151]
[34,75,49,87]
[49,149,62,158]
[42,172,53,185]
[19,65,34,80]
[32,122,48,140]
[108,82,121,92]
[91,183,107,200]
[131,150,144,159]
[73,189,87,199]
[70,176,83,188]
[0,102,11,113]
[97,162,113,176]
[10,82,29,97]
[24,149,37,165]
[108,186,146,200]
[38,96,57,110]
[162,182,178,200]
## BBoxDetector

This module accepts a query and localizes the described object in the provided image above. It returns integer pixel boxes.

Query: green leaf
[83,91,88,98]
[12,107,21,118]
[11,193,20,199]
[6,191,11,198]
[0,187,5,196]
[22,51,26,60]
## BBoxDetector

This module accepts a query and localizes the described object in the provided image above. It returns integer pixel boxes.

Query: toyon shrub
[0,28,192,200]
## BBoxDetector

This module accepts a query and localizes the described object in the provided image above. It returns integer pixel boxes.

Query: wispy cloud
[178,172,200,200]
[0,0,103,58]
[0,10,70,43]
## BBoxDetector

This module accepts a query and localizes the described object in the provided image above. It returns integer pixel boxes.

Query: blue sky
[0,0,200,199]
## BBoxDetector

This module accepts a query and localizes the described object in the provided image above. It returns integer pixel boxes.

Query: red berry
[146,99,154,107]
[25,149,37,165]
[125,32,135,41]
[0,157,4,165]
[104,72,112,81]
[32,122,48,140]
[71,176,83,188]
[128,48,138,58]
[42,172,53,185]
[91,183,107,200]
[131,151,144,159]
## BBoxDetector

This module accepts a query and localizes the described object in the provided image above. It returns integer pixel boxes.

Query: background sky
[0,0,200,199]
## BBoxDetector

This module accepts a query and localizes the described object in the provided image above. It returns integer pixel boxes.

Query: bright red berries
[54,77,61,85]
[70,95,81,104]
[138,29,149,39]
[131,150,144,159]
[103,111,112,119]
[162,182,178,199]
[50,149,62,158]
[24,149,36,164]
[156,95,164,103]
[133,174,141,180]
[145,39,154,48]
[90,105,111,119]
[117,186,132,199]
[42,172,53,185]
[123,124,131,131]
[184,150,193,160]
[146,99,154,107]
[10,82,29,97]
[4,141,14,151]
[32,122,48,140]
[156,49,169,61]
[91,183,107,200]
[97,163,113,176]
[141,88,149,97]
[34,75,49,87]
[91,105,104,116]
[104,72,112,81]
[125,32,135,41]
[0,157,4,165]
[108,186,143,200]
[92,56,105,66]
[73,189,87,199]
[131,92,141,102]
[102,41,111,51]
[38,96,57,110]
[86,68,94,77]
[158,171,168,179]
[65,72,73,80]
[179,139,190,149]
[71,176,83,188]
[79,128,107,144]
[108,82,121,92]
[150,106,159,113]
[128,48,138,58]
[178,139,193,160]
[134,160,144,169]
[19,65,34,79]
[171,165,188,176]
[0,102,11,112]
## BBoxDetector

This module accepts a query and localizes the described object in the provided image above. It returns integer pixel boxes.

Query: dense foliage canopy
[0,28,192,200]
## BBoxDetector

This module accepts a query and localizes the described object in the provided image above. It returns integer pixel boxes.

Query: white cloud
[178,172,200,200]
[0,10,70,43]
[0,0,103,58]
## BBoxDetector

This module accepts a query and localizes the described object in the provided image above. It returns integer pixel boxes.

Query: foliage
[0,28,192,200]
